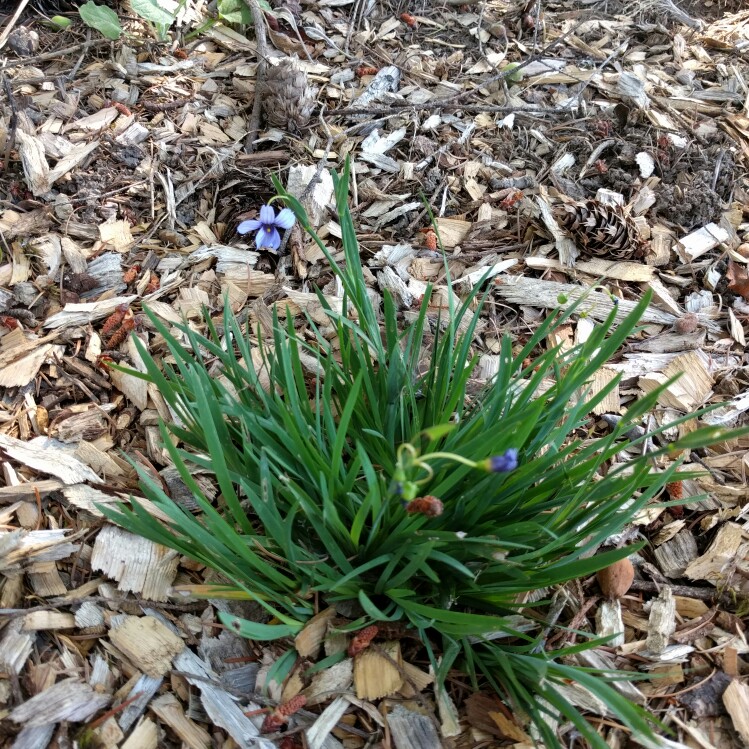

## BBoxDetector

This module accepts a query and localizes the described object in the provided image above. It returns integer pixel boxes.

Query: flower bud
[484,448,519,473]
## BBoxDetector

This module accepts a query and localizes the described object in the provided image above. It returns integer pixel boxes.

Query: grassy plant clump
[104,163,731,747]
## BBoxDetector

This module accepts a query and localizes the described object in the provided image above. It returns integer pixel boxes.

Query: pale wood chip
[118,674,164,732]
[150,692,212,749]
[22,610,75,631]
[0,343,65,388]
[0,619,35,675]
[0,434,102,485]
[49,141,102,186]
[526,255,655,281]
[494,276,721,330]
[121,717,159,749]
[685,523,747,592]
[99,219,135,252]
[675,222,730,263]
[9,677,111,726]
[305,695,349,749]
[110,615,185,677]
[61,484,127,517]
[16,129,51,196]
[91,525,179,601]
[295,606,336,658]
[1,528,80,568]
[646,587,676,654]
[353,641,403,700]
[434,217,471,248]
[173,648,276,749]
[44,295,137,330]
[303,658,353,706]
[386,703,443,749]
[596,599,625,648]
[92,717,124,747]
[723,679,749,745]
[9,725,56,749]
[638,351,713,411]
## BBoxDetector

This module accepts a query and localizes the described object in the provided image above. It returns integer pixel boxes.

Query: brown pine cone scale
[554,200,649,260]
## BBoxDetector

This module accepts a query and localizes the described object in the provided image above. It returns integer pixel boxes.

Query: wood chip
[525,255,656,281]
[353,641,403,700]
[685,522,747,592]
[173,648,275,749]
[0,434,102,485]
[723,679,749,745]
[386,703,443,749]
[646,587,676,654]
[22,610,75,631]
[306,695,350,749]
[150,692,212,749]
[294,606,336,658]
[638,351,713,411]
[9,677,111,726]
[675,222,730,262]
[0,619,34,676]
[109,615,185,677]
[91,525,179,601]
[304,658,354,707]
[121,717,159,749]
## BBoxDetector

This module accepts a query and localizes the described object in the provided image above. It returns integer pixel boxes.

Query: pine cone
[260,58,317,133]
[554,200,648,260]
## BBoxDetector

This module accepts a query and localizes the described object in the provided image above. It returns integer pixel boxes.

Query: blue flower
[486,448,518,473]
[237,204,295,251]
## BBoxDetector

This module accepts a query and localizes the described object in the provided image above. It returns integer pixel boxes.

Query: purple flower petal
[237,219,261,234]
[256,225,281,250]
[487,448,518,473]
[259,204,275,225]
[274,207,296,230]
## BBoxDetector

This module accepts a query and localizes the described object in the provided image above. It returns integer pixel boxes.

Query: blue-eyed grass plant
[103,162,737,747]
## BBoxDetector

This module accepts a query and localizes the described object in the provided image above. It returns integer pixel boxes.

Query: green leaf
[78,1,122,39]
[217,0,253,24]
[218,612,302,640]
[130,0,175,25]
[264,649,298,696]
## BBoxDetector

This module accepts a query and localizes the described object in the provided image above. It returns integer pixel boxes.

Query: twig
[1,74,17,172]
[243,0,272,154]
[0,38,110,70]
[628,579,734,606]
[328,99,574,116]
[66,28,93,82]
[344,0,366,54]
[298,106,334,205]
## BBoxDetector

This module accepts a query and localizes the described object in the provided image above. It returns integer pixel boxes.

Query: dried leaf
[727,259,749,301]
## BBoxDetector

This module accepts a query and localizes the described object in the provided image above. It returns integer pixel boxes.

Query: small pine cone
[554,200,649,260]
[348,625,378,657]
[260,58,317,132]
[260,695,306,733]
[665,481,684,501]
